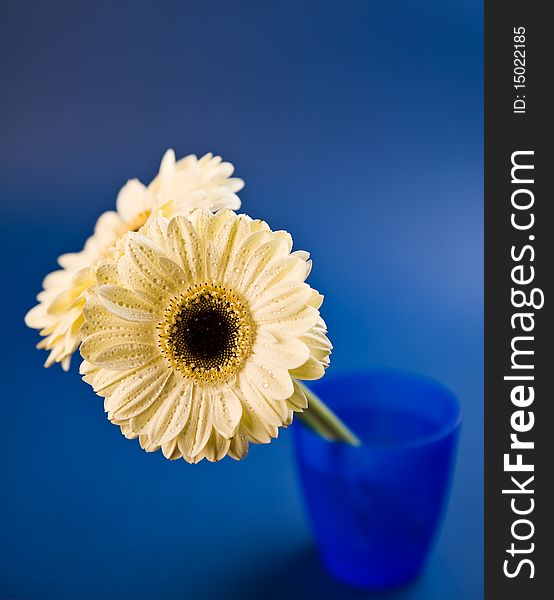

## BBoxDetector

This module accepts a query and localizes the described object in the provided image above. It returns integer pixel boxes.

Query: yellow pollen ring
[157,283,255,384]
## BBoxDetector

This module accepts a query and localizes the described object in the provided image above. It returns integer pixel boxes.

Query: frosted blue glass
[293,369,461,590]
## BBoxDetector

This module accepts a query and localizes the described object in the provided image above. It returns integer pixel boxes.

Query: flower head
[25,150,244,370]
[80,209,331,462]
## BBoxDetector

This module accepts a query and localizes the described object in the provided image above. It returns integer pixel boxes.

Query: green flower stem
[295,381,361,446]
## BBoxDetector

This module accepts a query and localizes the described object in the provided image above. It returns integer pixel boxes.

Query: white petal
[234,379,279,442]
[123,233,180,296]
[251,282,314,319]
[287,381,309,410]
[108,363,170,419]
[84,361,154,396]
[252,331,310,370]
[87,342,159,370]
[157,256,189,288]
[128,401,163,436]
[193,430,231,463]
[117,257,166,306]
[80,326,157,360]
[166,216,205,282]
[211,387,242,438]
[242,361,295,410]
[209,210,243,270]
[299,318,332,362]
[98,285,160,322]
[308,290,324,309]
[177,386,212,459]
[116,179,151,222]
[148,379,193,445]
[95,262,119,285]
[263,305,320,336]
[83,294,149,331]
[189,208,212,240]
[289,356,326,380]
[142,217,170,252]
[204,240,220,284]
[138,434,159,453]
[223,230,274,289]
[191,389,212,457]
[291,250,310,261]
[217,217,256,282]
[250,256,311,296]
[157,149,176,181]
[206,208,236,245]
[238,372,282,427]
[228,433,249,460]
[161,437,182,460]
[239,238,291,294]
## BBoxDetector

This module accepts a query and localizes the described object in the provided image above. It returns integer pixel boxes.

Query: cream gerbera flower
[79,209,332,463]
[25,150,244,370]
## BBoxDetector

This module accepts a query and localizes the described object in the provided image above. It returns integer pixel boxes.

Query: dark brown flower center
[158,285,254,383]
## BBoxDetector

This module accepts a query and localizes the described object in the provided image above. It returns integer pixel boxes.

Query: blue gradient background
[0,1,483,598]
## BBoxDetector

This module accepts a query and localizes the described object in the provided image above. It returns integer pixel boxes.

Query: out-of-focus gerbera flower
[25,150,244,370]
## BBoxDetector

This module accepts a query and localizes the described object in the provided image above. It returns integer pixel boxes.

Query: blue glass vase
[293,369,461,590]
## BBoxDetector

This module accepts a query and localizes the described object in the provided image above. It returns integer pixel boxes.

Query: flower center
[158,284,255,384]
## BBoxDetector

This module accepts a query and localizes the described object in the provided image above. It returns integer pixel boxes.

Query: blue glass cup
[293,369,461,590]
